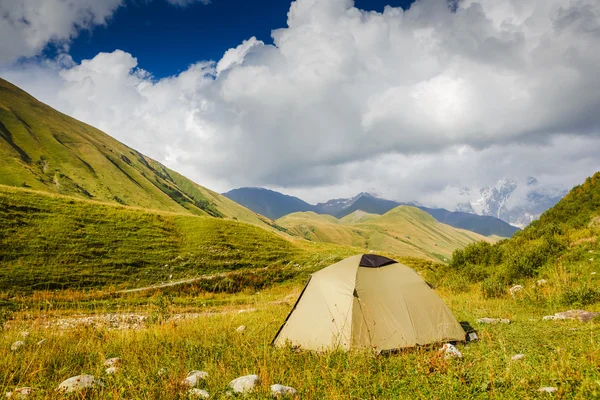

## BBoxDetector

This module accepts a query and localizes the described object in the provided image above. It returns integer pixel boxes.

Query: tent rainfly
[272,254,465,352]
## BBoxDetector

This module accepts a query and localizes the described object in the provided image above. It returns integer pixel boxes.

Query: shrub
[481,276,507,299]
[560,285,600,307]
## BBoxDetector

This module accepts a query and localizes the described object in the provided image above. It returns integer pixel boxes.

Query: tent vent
[358,254,397,268]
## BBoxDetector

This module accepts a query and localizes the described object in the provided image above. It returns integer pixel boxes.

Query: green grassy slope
[277,206,491,261]
[0,185,360,291]
[0,78,276,230]
[447,171,600,296]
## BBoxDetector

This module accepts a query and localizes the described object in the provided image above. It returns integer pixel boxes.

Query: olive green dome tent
[273,254,465,352]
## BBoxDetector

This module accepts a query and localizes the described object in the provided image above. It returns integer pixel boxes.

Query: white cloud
[0,0,123,65]
[2,0,600,207]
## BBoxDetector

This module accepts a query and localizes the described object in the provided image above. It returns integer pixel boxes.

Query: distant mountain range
[223,188,520,237]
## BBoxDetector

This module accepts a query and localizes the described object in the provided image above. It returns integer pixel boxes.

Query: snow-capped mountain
[455,177,567,228]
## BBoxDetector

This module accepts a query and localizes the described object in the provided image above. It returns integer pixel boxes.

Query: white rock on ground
[511,354,525,361]
[188,388,210,398]
[538,387,557,393]
[477,318,510,324]
[10,341,25,351]
[57,375,99,393]
[36,339,46,346]
[236,325,246,333]
[509,285,524,296]
[103,357,121,367]
[19,332,29,338]
[228,375,259,393]
[543,310,600,322]
[182,371,209,387]
[5,387,32,399]
[105,367,118,375]
[536,279,547,286]
[270,384,297,397]
[440,343,462,359]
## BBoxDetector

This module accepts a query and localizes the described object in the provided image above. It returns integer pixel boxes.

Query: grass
[2,270,600,399]
[277,208,493,262]
[0,184,360,292]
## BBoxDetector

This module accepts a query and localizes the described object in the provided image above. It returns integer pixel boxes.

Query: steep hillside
[0,185,359,291]
[225,187,519,237]
[449,171,600,292]
[278,206,491,261]
[223,187,313,219]
[0,78,275,230]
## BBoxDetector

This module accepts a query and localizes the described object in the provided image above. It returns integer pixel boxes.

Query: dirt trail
[117,272,230,293]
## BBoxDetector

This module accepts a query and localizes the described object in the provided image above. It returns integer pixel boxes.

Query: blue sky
[57,0,415,78]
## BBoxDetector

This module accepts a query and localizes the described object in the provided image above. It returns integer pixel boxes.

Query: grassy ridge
[0,185,360,292]
[0,77,279,231]
[277,207,491,261]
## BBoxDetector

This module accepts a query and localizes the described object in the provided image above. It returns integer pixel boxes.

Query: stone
[19,332,29,338]
[36,339,46,346]
[188,388,210,398]
[477,318,510,324]
[57,375,99,393]
[103,357,121,367]
[543,310,600,322]
[538,387,557,393]
[536,279,547,286]
[511,354,525,361]
[440,343,462,359]
[592,272,597,275]
[105,367,118,375]
[509,285,524,296]
[228,374,259,393]
[182,371,209,387]
[5,387,32,399]
[467,332,479,342]
[10,341,25,352]
[236,325,246,333]
[270,384,297,397]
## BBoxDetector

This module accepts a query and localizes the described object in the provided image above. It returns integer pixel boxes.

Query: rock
[19,332,29,338]
[590,258,594,262]
[592,272,597,275]
[538,387,557,393]
[36,339,46,346]
[57,375,99,393]
[182,371,209,387]
[270,384,297,397]
[477,318,510,324]
[5,387,32,399]
[467,332,479,342]
[10,341,25,351]
[509,285,524,296]
[105,367,118,375]
[439,343,462,359]
[236,325,246,333]
[103,357,121,367]
[536,279,547,286]
[188,388,210,398]
[543,310,600,322]
[237,309,257,314]
[228,374,259,393]
[511,354,525,361]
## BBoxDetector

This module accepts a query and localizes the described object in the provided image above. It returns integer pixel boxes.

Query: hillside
[223,187,313,220]
[0,185,360,291]
[448,171,600,295]
[0,78,276,231]
[277,206,491,261]
[225,187,519,237]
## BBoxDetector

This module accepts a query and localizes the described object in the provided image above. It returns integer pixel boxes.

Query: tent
[272,254,465,352]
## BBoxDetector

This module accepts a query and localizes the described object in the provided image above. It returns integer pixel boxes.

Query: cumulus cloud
[2,0,600,207]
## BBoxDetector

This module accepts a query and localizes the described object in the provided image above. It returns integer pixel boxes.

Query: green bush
[560,285,600,307]
[481,276,507,299]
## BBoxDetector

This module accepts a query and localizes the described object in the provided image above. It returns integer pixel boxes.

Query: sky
[1,0,600,208]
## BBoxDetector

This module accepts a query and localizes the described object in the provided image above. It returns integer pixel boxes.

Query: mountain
[225,188,519,237]
[277,206,493,262]
[0,77,276,230]
[456,178,566,228]
[223,187,313,220]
